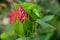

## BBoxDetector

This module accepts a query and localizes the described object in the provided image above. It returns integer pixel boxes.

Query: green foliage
[21,3,41,20]
[41,15,54,21]
[23,18,32,37]
[14,18,24,37]
[1,0,60,40]
[36,19,55,33]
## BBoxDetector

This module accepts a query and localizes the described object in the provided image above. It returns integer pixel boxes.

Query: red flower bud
[10,5,30,23]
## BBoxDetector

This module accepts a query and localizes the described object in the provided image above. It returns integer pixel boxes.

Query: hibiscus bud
[10,4,30,23]
[16,5,30,23]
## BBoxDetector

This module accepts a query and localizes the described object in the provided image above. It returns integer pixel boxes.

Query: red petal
[10,10,15,23]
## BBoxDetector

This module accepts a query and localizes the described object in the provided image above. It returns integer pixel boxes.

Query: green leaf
[29,10,40,20]
[33,7,39,17]
[13,3,18,10]
[1,32,10,39]
[41,15,54,21]
[21,3,35,9]
[23,17,32,37]
[14,18,24,37]
[36,19,53,27]
[36,19,55,33]
[21,3,40,20]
